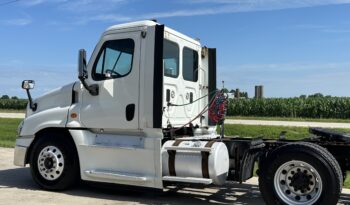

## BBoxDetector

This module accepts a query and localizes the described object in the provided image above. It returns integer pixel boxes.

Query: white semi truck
[14,20,350,205]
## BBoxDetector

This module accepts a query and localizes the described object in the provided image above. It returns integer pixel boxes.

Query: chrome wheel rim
[37,146,64,181]
[274,160,322,205]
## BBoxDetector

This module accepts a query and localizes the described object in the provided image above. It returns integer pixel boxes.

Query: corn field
[2,97,350,119]
[0,99,27,110]
[227,97,350,119]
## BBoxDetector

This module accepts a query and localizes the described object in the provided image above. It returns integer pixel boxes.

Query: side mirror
[78,49,87,80]
[22,80,35,90]
[21,80,37,111]
[77,49,99,96]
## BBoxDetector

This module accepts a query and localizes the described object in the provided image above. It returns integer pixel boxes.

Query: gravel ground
[0,113,25,119]
[1,148,350,205]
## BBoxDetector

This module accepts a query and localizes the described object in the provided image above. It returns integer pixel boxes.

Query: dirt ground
[1,148,350,205]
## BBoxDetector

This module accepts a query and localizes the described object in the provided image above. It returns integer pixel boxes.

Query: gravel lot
[0,113,25,119]
[1,148,350,205]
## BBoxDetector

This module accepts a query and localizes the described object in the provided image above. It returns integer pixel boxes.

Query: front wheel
[259,142,342,205]
[29,133,80,190]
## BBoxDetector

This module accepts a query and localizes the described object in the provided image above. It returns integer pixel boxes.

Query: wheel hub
[37,146,64,181]
[274,160,322,205]
[44,157,54,169]
[290,171,311,192]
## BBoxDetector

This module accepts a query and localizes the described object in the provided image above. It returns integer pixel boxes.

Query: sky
[1,0,350,98]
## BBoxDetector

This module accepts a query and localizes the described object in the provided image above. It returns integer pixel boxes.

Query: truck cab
[14,20,220,189]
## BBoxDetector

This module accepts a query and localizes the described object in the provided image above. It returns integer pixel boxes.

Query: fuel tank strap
[201,141,216,178]
[168,140,182,176]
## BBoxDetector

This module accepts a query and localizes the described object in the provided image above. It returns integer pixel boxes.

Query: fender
[19,83,75,137]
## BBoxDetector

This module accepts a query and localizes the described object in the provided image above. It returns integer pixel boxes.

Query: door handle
[126,104,135,121]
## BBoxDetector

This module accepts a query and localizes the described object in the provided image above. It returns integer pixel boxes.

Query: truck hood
[26,82,76,117]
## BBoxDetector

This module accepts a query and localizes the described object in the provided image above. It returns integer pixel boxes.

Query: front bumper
[13,137,34,167]
[14,145,27,167]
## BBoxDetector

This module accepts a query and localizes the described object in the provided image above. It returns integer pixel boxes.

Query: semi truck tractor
[14,20,350,205]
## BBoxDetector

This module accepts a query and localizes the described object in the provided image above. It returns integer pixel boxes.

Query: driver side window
[93,39,135,81]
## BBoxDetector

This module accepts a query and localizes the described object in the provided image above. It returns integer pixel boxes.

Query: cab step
[163,176,213,184]
[84,169,150,183]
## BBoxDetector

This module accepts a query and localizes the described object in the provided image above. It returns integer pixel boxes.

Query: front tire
[259,142,342,205]
[29,132,80,190]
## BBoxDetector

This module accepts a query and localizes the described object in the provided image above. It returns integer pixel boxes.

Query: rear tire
[259,142,342,205]
[29,132,80,190]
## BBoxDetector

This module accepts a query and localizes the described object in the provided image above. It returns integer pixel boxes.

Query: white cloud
[56,0,128,12]
[154,0,350,17]
[222,62,350,72]
[77,14,132,25]
[21,0,68,6]
[80,0,350,24]
[0,18,32,26]
[18,0,350,25]
[22,0,45,6]
[322,29,350,33]
[187,0,350,5]
[287,23,350,34]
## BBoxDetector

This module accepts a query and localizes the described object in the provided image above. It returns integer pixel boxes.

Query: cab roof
[106,20,158,31]
[105,20,200,46]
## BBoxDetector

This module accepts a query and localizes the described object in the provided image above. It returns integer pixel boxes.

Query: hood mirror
[21,80,37,111]
[22,80,35,90]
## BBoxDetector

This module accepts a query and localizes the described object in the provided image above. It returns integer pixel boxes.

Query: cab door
[181,44,200,122]
[80,31,141,130]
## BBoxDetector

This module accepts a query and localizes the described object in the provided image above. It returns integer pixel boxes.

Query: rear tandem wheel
[259,142,342,205]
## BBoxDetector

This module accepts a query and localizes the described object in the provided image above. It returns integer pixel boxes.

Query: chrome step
[163,176,213,184]
[163,146,212,153]
[85,169,150,183]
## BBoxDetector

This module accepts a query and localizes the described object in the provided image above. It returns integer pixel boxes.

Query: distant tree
[299,95,307,99]
[309,93,324,98]
[11,96,18,100]
[1,95,9,99]
[229,89,235,93]
[222,88,229,93]
[241,92,249,98]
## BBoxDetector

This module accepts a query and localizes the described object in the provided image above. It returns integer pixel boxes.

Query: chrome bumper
[13,136,34,167]
[14,145,27,167]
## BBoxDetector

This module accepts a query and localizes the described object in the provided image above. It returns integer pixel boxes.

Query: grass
[224,124,310,140]
[227,116,350,123]
[223,124,350,140]
[345,172,350,189]
[0,118,22,148]
[0,109,25,113]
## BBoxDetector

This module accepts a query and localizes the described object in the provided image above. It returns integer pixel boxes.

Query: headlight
[17,120,24,136]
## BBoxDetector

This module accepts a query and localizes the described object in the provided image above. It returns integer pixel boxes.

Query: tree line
[0,95,27,110]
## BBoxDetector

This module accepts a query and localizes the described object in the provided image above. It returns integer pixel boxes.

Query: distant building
[255,85,264,99]
[227,92,235,99]
[227,89,248,99]
[235,88,240,98]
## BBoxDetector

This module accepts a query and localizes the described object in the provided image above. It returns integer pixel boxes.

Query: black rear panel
[153,25,164,128]
[208,48,217,126]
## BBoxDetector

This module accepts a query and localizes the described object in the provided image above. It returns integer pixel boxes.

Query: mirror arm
[79,76,99,96]
[26,89,37,111]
